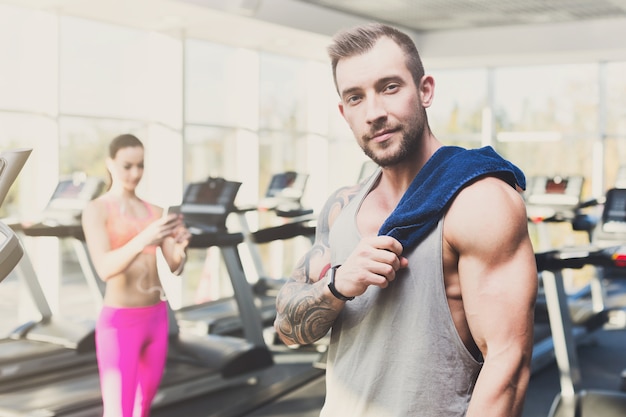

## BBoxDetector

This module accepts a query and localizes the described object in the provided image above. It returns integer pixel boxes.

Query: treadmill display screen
[180,178,242,231]
[184,179,240,207]
[525,176,583,208]
[265,172,307,200]
[545,178,568,194]
[53,181,85,199]
[604,189,626,223]
[45,177,105,215]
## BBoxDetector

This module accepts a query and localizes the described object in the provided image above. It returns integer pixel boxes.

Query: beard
[361,109,425,168]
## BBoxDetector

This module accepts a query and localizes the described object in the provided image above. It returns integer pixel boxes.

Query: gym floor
[2,253,626,417]
[523,325,626,417]
[147,317,626,417]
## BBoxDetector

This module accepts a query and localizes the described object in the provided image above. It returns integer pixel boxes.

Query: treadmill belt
[0,356,247,416]
[177,294,278,335]
[0,338,96,387]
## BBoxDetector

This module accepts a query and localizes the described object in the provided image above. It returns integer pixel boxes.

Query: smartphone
[164,205,182,224]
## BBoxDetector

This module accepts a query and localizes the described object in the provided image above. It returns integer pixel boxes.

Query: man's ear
[338,101,345,119]
[420,75,435,108]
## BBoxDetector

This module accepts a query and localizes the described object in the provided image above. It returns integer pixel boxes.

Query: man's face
[336,37,427,167]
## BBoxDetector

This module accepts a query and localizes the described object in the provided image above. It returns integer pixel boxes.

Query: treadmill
[173,177,269,336]
[524,176,601,373]
[526,177,626,374]
[525,175,587,236]
[0,176,274,416]
[535,245,626,416]
[238,171,316,297]
[256,171,312,216]
[587,187,626,317]
[176,174,316,337]
[0,148,31,285]
[593,187,626,248]
[0,175,105,386]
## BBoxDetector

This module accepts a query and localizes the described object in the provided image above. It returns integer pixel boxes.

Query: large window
[493,64,598,198]
[185,40,257,129]
[604,62,626,188]
[0,4,58,116]
[494,65,598,135]
[428,68,487,148]
[60,17,183,129]
[183,125,232,182]
[58,117,146,178]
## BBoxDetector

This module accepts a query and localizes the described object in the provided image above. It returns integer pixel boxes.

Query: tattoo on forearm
[275,282,337,344]
[275,183,364,345]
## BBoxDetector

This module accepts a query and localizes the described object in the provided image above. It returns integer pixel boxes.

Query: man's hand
[332,235,408,299]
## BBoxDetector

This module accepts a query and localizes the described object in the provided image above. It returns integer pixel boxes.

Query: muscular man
[274,23,537,417]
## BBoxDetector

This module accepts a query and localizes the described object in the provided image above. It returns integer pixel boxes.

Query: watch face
[327,265,354,301]
[325,268,332,284]
[329,265,338,285]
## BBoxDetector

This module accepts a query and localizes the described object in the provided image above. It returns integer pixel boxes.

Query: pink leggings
[96,301,169,417]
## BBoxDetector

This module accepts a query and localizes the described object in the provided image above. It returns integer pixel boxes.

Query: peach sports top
[105,198,160,255]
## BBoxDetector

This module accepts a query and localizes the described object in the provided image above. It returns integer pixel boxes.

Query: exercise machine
[536,245,626,416]
[172,177,267,336]
[525,175,589,249]
[592,187,626,248]
[256,171,311,215]
[175,175,314,337]
[523,175,609,373]
[0,175,104,385]
[0,174,274,415]
[0,148,31,283]
[237,172,316,302]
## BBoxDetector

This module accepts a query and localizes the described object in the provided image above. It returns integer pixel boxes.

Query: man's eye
[346,95,361,104]
[385,84,399,93]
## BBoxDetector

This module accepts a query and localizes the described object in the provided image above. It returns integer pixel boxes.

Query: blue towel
[378,146,526,252]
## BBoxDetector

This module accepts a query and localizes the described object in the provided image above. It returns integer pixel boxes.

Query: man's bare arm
[448,178,537,417]
[274,183,363,346]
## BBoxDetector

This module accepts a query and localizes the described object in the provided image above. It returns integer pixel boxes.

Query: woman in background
[82,133,190,417]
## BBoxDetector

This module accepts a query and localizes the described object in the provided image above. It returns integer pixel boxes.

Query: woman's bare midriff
[102,253,165,307]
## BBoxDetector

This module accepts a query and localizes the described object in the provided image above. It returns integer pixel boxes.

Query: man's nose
[365,95,387,124]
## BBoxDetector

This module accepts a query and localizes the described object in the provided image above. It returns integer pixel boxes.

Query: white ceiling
[296,0,626,33]
[2,0,626,67]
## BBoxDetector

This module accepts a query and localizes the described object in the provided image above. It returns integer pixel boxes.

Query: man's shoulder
[444,176,529,254]
[448,176,527,225]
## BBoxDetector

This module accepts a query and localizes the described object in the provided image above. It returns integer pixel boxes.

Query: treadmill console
[179,177,242,233]
[616,165,626,189]
[40,174,105,225]
[0,148,32,282]
[259,171,309,210]
[595,188,626,243]
[525,176,584,221]
[0,222,23,283]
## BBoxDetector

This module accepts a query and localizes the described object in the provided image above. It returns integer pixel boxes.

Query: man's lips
[370,129,397,143]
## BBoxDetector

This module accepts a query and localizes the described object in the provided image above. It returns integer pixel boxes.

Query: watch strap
[327,265,354,301]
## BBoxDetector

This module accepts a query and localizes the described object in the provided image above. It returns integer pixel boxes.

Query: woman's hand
[137,214,181,248]
[170,215,191,249]
[162,214,191,275]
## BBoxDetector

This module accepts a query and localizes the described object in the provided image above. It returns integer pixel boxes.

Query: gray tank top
[320,170,482,417]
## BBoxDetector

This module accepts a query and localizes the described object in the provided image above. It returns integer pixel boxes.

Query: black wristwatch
[327,265,355,301]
